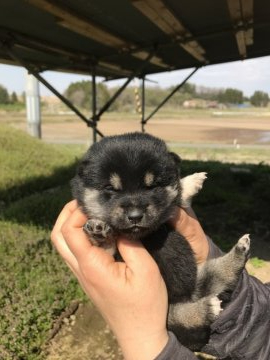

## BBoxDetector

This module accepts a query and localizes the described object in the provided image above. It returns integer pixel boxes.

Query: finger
[61,207,92,260]
[61,207,114,268]
[117,237,159,276]
[51,200,78,245]
[51,201,81,267]
[170,207,209,264]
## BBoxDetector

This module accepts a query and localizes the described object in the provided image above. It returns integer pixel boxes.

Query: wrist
[118,330,169,360]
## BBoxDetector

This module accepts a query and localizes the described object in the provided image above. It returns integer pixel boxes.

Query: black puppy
[71,132,250,350]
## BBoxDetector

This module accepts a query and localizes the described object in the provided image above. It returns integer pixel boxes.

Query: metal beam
[3,28,134,77]
[91,69,98,143]
[3,45,104,137]
[96,51,156,119]
[227,0,254,58]
[144,67,200,124]
[131,0,207,63]
[25,0,169,69]
[141,76,146,132]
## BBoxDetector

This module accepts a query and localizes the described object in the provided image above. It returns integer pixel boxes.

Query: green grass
[179,159,270,252]
[169,145,270,165]
[1,124,269,359]
[249,257,266,268]
[0,125,86,359]
[0,125,85,204]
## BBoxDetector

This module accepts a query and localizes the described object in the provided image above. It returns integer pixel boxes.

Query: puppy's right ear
[169,152,181,166]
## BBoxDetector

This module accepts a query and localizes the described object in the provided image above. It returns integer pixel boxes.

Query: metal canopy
[0,0,269,79]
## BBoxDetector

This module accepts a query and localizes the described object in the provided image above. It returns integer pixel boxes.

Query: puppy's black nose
[127,208,143,223]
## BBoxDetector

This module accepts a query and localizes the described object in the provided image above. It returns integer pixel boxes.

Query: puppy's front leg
[180,172,207,208]
[84,219,116,255]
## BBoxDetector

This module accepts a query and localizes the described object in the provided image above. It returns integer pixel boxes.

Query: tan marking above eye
[110,173,122,190]
[144,172,154,187]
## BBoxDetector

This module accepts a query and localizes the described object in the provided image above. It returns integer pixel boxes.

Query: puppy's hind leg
[181,172,207,208]
[168,295,222,329]
[168,295,222,350]
[195,234,251,298]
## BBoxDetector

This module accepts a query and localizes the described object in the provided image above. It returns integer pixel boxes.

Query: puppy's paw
[235,234,251,258]
[207,296,223,322]
[83,219,112,245]
[181,172,207,207]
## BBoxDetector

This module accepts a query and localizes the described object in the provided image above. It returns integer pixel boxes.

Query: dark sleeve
[202,270,270,359]
[155,238,270,360]
[204,237,270,359]
[154,332,198,360]
[206,235,224,259]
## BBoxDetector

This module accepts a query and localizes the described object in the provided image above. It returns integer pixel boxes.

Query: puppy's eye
[145,183,156,190]
[104,185,118,192]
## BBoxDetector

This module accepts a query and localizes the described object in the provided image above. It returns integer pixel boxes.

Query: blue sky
[0,55,270,97]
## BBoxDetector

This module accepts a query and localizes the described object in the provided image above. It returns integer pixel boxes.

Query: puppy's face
[72,133,181,239]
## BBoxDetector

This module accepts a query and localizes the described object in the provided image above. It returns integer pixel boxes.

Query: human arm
[52,202,270,360]
[51,201,199,360]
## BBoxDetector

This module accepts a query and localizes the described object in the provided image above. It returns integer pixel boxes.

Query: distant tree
[0,85,9,104]
[218,88,243,104]
[196,85,224,101]
[179,82,196,95]
[250,91,269,107]
[108,86,135,112]
[10,91,18,104]
[64,80,110,110]
[21,91,26,103]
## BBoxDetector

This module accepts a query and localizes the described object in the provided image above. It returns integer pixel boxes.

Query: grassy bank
[0,124,269,359]
[169,144,270,165]
[0,125,86,359]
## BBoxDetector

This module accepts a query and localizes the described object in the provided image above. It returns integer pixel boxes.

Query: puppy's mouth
[120,225,148,234]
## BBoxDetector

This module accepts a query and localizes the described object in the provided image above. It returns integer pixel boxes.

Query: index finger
[51,200,82,265]
[51,200,78,246]
[61,207,93,261]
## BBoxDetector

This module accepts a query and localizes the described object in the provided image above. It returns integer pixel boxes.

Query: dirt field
[9,112,270,145]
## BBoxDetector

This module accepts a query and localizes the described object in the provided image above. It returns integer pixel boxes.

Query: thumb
[117,237,158,274]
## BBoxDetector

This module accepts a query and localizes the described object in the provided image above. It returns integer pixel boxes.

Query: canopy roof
[0,0,269,79]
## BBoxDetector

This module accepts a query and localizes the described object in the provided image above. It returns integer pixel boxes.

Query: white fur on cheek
[166,185,178,201]
[83,188,105,219]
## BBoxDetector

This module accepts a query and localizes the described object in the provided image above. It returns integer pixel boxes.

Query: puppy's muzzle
[127,208,144,224]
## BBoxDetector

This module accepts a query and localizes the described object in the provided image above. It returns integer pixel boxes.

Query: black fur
[72,132,197,301]
[71,132,250,351]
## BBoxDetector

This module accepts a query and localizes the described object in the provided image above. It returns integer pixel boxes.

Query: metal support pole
[144,67,200,124]
[96,51,156,119]
[25,73,41,138]
[92,70,97,143]
[141,76,146,132]
[3,46,104,138]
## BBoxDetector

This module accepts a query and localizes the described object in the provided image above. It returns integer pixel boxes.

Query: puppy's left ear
[169,152,181,166]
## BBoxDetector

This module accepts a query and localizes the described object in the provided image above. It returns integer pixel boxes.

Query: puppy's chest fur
[114,223,197,304]
[141,225,197,303]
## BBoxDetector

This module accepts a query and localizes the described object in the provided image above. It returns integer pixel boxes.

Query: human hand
[51,200,169,360]
[170,207,209,264]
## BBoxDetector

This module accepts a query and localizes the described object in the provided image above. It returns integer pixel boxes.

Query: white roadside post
[26,73,41,138]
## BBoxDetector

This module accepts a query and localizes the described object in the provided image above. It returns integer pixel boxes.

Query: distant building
[183,98,226,109]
